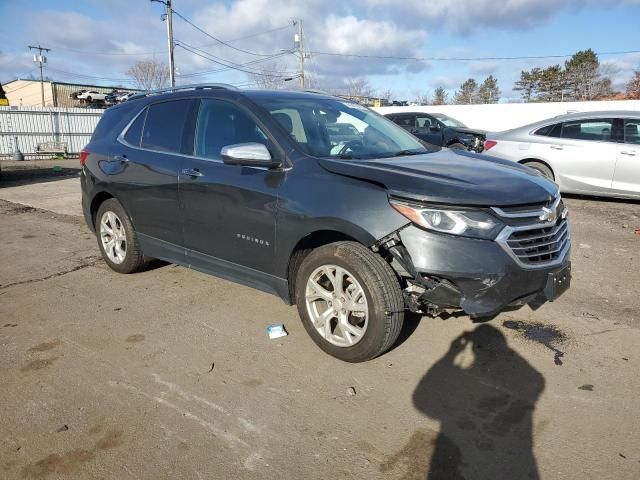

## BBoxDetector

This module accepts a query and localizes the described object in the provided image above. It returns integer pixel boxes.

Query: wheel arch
[90,191,115,228]
[518,158,555,180]
[285,229,364,305]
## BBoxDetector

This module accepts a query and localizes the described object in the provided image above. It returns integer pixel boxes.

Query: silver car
[484,111,640,199]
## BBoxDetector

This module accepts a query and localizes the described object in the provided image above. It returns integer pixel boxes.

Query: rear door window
[561,119,614,142]
[623,119,640,145]
[141,99,197,154]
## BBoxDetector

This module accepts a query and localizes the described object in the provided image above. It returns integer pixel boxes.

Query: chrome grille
[493,196,570,268]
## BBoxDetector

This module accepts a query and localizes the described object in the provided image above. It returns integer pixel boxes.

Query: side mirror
[429,125,441,132]
[221,143,280,168]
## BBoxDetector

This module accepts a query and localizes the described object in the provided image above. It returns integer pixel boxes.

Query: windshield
[252,96,431,159]
[432,113,467,128]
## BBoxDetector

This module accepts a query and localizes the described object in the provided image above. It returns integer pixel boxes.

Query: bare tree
[126,59,170,90]
[626,70,640,99]
[342,77,375,98]
[247,62,293,90]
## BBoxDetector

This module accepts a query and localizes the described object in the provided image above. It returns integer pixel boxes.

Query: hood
[317,149,558,207]
[452,126,486,136]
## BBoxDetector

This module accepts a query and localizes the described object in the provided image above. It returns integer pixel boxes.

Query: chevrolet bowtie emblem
[539,206,557,223]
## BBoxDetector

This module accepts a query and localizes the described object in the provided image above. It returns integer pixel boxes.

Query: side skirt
[137,233,291,303]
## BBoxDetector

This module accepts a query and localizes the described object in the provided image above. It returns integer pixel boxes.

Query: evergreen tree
[432,86,448,105]
[477,75,501,103]
[453,79,478,104]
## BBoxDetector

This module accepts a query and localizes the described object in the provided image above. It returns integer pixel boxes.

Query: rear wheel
[295,241,404,362]
[523,161,554,180]
[96,199,147,274]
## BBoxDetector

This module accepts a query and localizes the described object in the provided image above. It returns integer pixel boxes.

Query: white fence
[0,106,103,158]
[375,100,640,132]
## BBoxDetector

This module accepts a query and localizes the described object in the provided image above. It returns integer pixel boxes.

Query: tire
[523,161,554,180]
[295,241,404,362]
[447,142,466,150]
[86,96,92,102]
[95,198,147,274]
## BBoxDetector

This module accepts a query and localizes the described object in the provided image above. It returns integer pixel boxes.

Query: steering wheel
[337,140,364,156]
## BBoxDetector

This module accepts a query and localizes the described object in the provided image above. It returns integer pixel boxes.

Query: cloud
[365,0,639,33]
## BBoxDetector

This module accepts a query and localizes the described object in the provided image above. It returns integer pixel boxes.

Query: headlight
[390,199,504,239]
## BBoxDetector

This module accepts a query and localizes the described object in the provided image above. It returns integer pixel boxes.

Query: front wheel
[447,142,466,150]
[295,241,404,362]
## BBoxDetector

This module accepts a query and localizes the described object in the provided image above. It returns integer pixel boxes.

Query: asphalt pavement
[1,163,639,479]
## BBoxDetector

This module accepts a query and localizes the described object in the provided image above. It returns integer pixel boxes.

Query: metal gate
[0,106,103,158]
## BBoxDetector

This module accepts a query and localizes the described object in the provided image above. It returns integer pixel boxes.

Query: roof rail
[303,89,330,95]
[128,83,239,101]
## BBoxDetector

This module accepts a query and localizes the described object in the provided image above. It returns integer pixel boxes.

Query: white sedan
[76,90,107,102]
[484,111,640,199]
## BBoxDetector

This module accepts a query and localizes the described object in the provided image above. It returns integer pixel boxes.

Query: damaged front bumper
[378,225,571,318]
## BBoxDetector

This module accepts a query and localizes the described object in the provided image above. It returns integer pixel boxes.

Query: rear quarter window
[123,108,146,147]
[91,108,122,141]
[534,123,562,137]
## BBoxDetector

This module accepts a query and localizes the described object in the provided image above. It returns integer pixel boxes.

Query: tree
[342,77,375,98]
[513,68,541,102]
[453,78,478,105]
[537,65,565,102]
[247,62,291,90]
[626,70,640,99]
[432,87,448,105]
[126,59,170,90]
[477,75,501,103]
[564,49,611,100]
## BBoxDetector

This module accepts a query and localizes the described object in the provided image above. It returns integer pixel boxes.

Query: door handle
[181,168,203,177]
[620,150,637,156]
[114,155,128,163]
[550,145,563,150]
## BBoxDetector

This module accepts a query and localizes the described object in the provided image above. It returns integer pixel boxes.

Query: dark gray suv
[81,84,571,362]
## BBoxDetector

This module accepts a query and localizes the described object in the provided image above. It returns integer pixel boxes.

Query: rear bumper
[398,225,571,317]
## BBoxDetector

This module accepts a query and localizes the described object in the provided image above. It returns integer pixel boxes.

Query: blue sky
[1,0,639,101]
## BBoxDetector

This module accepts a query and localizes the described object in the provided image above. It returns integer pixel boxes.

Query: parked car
[69,89,87,100]
[484,111,640,199]
[385,111,486,152]
[81,86,571,362]
[116,91,136,103]
[105,90,124,105]
[77,90,107,102]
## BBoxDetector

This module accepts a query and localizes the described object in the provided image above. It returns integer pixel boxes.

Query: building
[3,79,139,108]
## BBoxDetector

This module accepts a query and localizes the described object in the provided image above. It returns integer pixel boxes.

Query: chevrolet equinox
[81,85,571,362]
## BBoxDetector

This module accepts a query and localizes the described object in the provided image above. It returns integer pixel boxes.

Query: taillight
[79,148,89,166]
[483,140,497,151]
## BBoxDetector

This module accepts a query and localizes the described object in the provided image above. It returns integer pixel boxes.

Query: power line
[47,23,294,58]
[46,67,133,83]
[177,48,292,78]
[173,9,288,57]
[307,49,640,62]
[175,39,291,70]
[175,42,297,78]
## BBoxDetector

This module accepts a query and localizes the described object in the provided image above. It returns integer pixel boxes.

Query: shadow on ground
[0,165,80,187]
[383,324,544,479]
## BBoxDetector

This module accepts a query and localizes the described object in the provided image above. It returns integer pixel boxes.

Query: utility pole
[28,44,50,106]
[151,0,175,88]
[295,20,305,89]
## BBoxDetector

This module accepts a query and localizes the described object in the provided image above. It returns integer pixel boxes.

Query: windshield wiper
[390,150,425,157]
